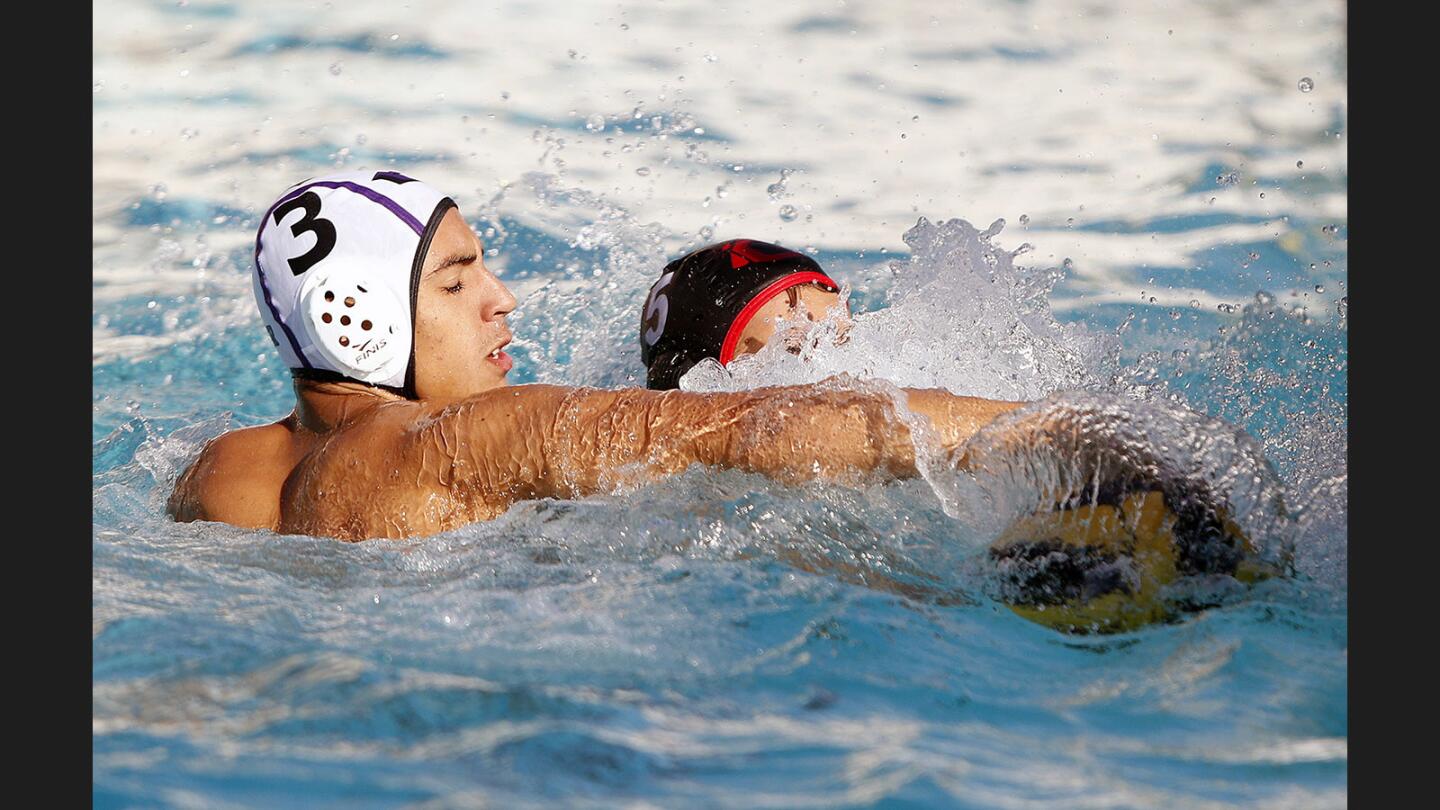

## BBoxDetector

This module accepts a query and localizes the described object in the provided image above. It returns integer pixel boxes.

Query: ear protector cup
[299,264,411,384]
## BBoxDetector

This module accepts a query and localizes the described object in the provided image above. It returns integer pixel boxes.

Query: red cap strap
[718,271,840,365]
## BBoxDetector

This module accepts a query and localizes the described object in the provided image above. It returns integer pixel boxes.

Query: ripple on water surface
[94,0,1346,804]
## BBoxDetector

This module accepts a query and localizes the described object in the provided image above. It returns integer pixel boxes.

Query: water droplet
[1298,77,1314,92]
[619,23,629,30]
[1216,171,1239,186]
[389,33,400,41]
[635,166,651,176]
[1322,224,1339,236]
[912,115,920,122]
[329,62,343,75]
[1258,192,1266,198]
[1066,217,1075,227]
[585,113,606,132]
[698,225,715,240]
[180,128,198,139]
[1315,284,1325,293]
[1018,214,1030,226]
[766,168,793,200]
[92,81,104,93]
[704,52,718,62]
[501,91,510,101]
[778,205,799,221]
[1189,299,1200,308]
[1296,160,1304,168]
[568,49,578,59]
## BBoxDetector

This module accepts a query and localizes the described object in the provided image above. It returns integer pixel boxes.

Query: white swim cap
[252,170,455,395]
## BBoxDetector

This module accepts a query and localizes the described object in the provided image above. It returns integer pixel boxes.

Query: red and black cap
[639,239,839,389]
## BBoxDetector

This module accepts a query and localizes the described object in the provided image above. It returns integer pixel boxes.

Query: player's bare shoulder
[168,421,304,530]
[275,387,569,540]
[269,401,413,539]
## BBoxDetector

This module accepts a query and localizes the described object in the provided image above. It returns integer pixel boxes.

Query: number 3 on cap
[643,270,676,346]
[273,191,337,276]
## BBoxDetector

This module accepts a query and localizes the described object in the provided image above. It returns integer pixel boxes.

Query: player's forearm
[898,389,1028,457]
[680,387,1028,480]
[537,384,922,494]
[542,386,705,495]
[541,384,1029,494]
[684,386,923,482]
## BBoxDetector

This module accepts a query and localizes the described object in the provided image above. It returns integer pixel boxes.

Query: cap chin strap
[402,197,458,399]
[289,367,409,398]
[718,272,839,365]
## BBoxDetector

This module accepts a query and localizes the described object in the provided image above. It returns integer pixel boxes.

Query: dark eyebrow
[428,251,477,276]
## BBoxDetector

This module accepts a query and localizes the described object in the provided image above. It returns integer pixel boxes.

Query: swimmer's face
[412,208,518,400]
[734,284,849,357]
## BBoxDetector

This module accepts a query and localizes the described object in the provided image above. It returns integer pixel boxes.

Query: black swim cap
[639,239,839,389]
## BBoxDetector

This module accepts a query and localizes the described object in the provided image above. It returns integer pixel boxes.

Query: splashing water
[668,210,1345,627]
[683,216,1117,400]
[1130,290,1348,589]
[472,172,679,389]
[93,153,1346,801]
[94,0,1346,803]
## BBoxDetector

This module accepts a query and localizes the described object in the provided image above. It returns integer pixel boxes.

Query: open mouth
[486,339,514,373]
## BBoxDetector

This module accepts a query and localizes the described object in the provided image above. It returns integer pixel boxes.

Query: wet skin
[733,284,849,358]
[168,209,1268,632]
[168,209,1025,540]
[653,250,1279,630]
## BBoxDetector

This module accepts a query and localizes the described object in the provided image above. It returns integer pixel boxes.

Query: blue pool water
[94,1,1346,806]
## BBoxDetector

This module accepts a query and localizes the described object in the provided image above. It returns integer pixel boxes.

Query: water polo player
[638,239,849,389]
[168,171,1279,633]
[168,170,1028,538]
[636,235,1289,632]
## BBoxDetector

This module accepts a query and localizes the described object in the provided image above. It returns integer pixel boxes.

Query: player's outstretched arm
[430,383,1026,501]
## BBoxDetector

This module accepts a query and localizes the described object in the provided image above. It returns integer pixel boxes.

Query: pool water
[94,0,1347,806]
